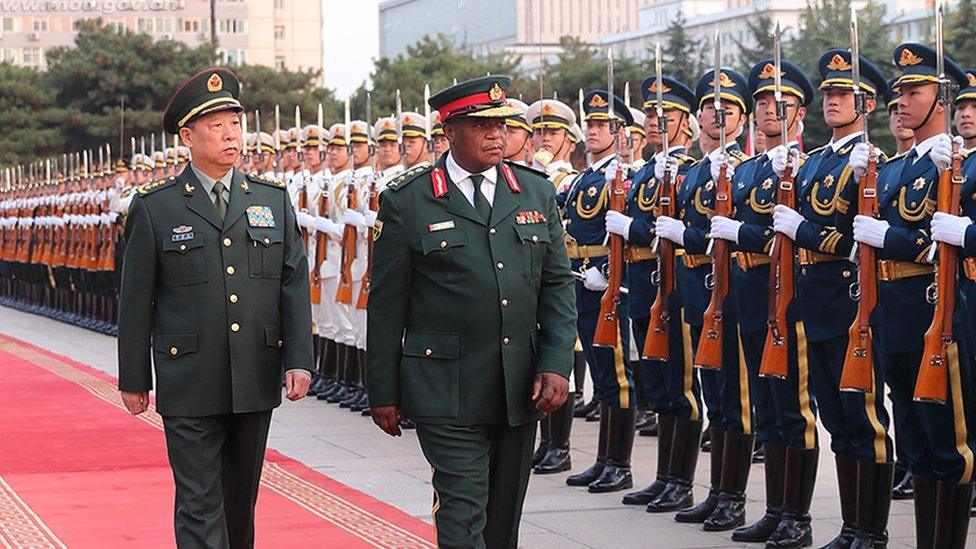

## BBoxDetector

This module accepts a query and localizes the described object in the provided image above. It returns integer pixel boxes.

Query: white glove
[653,154,678,181]
[364,210,378,228]
[931,211,972,247]
[708,150,735,181]
[772,205,804,240]
[655,215,685,245]
[709,215,742,243]
[853,215,890,248]
[532,150,554,170]
[769,145,799,179]
[583,266,609,292]
[343,209,366,229]
[313,216,343,239]
[296,211,313,229]
[604,159,629,183]
[930,134,961,172]
[605,210,633,238]
[849,143,881,179]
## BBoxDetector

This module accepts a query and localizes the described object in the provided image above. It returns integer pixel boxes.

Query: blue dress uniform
[560,90,638,493]
[621,75,697,507]
[863,44,975,549]
[646,69,751,516]
[955,71,976,335]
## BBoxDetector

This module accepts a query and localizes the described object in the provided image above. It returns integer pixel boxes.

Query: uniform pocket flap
[246,226,284,247]
[514,224,551,244]
[162,237,205,253]
[402,330,460,359]
[154,332,199,358]
[264,326,284,348]
[420,229,467,255]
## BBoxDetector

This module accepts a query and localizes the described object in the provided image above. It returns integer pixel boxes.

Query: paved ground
[0,305,956,548]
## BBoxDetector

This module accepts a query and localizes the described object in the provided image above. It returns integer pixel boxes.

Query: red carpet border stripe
[0,474,66,549]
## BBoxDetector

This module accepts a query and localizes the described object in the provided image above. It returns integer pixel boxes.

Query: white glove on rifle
[583,266,609,292]
[849,143,881,179]
[655,215,685,245]
[709,215,742,243]
[853,215,890,248]
[707,149,735,181]
[604,159,629,183]
[343,209,367,230]
[605,210,633,238]
[769,145,799,179]
[313,216,343,239]
[364,210,378,228]
[654,153,679,181]
[772,205,804,240]
[931,211,972,247]
[929,134,961,172]
[295,211,313,229]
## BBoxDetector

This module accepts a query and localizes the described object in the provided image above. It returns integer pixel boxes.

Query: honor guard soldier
[152,150,166,180]
[559,89,638,494]
[398,111,432,169]
[524,97,583,475]
[374,116,404,182]
[254,132,276,178]
[504,98,533,165]
[117,67,314,548]
[887,79,915,157]
[366,75,576,548]
[430,111,450,159]
[851,43,976,549]
[614,74,696,507]
[647,68,749,516]
[628,107,648,172]
[954,69,976,151]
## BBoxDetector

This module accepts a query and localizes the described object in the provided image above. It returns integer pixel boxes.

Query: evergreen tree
[662,15,701,86]
[733,11,778,72]
[946,0,976,68]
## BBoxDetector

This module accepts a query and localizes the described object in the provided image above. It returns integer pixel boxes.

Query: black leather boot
[585,403,601,422]
[535,398,573,474]
[913,475,936,549]
[574,396,598,418]
[753,440,765,463]
[821,453,858,548]
[534,414,552,467]
[932,481,974,549]
[623,414,674,505]
[848,461,894,549]
[589,406,635,493]
[326,344,350,403]
[766,446,818,548]
[567,403,609,486]
[635,410,657,431]
[891,466,914,500]
[676,426,725,523]
[704,432,755,531]
[639,421,659,437]
[646,417,703,513]
[701,423,712,452]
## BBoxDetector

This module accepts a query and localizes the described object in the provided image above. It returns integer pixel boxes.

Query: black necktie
[212,181,227,221]
[471,174,491,222]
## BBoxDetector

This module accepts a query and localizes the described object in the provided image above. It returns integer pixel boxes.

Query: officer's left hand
[343,209,367,229]
[284,370,311,401]
[371,405,404,437]
[931,211,973,246]
[605,210,633,238]
[532,372,569,413]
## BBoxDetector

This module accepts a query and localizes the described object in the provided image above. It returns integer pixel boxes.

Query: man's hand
[370,405,403,437]
[284,370,311,401]
[121,391,149,415]
[531,372,569,414]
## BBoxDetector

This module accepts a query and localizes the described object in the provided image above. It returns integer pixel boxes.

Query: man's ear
[179,127,193,148]
[443,121,455,144]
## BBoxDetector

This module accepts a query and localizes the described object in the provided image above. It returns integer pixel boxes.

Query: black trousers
[162,410,273,549]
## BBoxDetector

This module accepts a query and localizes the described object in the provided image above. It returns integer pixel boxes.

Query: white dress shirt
[446,152,498,207]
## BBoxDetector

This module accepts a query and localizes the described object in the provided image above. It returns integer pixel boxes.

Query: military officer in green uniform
[117,67,314,549]
[366,75,577,549]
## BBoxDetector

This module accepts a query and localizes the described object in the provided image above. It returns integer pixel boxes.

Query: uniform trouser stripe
[795,321,818,450]
[614,331,630,409]
[430,467,441,538]
[863,356,890,464]
[948,342,975,484]
[737,329,752,435]
[681,312,699,422]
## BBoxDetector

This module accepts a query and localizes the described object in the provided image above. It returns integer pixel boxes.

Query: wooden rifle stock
[695,163,732,369]
[298,182,309,249]
[915,149,963,404]
[356,176,380,310]
[759,157,796,379]
[335,179,358,304]
[593,168,627,347]
[840,153,879,392]
[310,188,328,304]
[643,167,676,360]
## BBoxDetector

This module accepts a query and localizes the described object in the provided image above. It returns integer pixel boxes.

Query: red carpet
[0,334,435,548]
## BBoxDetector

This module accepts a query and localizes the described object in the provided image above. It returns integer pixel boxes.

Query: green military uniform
[366,76,577,549]
[118,67,314,548]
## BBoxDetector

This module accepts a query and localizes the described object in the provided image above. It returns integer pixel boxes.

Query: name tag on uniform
[515,211,546,224]
[428,220,455,232]
[172,233,194,242]
[246,206,276,228]
[171,225,194,241]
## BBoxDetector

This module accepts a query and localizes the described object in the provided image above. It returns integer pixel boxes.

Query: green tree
[946,0,976,68]
[663,15,703,87]
[0,63,67,166]
[733,11,778,72]
[234,65,342,133]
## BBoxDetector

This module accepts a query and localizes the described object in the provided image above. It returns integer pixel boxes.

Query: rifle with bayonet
[336,98,358,304]
[311,102,327,304]
[358,92,379,310]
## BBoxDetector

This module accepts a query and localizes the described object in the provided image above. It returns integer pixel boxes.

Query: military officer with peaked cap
[366,75,577,549]
[117,67,314,548]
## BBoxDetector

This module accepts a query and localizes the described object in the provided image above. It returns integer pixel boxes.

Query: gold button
[179,244,187,251]
[502,337,510,345]
[264,237,270,244]
[169,346,178,356]
[501,299,509,307]
[489,228,497,235]
[229,294,238,303]
[842,270,851,278]
[496,262,504,270]
[424,348,433,357]
[531,235,539,243]
[277,340,283,348]
[226,265,235,275]
[801,267,807,276]
[223,237,231,247]
[230,322,240,332]
[440,240,448,248]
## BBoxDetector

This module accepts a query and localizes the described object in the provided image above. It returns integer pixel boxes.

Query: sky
[323,0,381,98]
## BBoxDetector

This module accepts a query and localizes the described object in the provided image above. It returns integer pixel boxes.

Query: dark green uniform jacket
[366,157,577,427]
[117,166,314,417]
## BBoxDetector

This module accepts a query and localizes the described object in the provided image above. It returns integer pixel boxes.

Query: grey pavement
[0,305,956,548]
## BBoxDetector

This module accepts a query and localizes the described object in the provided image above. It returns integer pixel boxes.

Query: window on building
[32,18,48,32]
[1,18,14,32]
[137,18,150,33]
[275,0,285,8]
[275,56,286,71]
[23,47,43,67]
[275,25,285,40]
[0,49,16,63]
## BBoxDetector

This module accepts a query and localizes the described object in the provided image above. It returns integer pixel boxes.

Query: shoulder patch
[248,173,287,189]
[729,149,747,159]
[386,164,434,192]
[136,178,175,196]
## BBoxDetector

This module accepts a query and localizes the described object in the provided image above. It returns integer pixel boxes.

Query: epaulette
[386,164,433,192]
[838,143,856,155]
[729,149,747,160]
[248,173,287,189]
[120,188,133,198]
[805,145,828,156]
[505,160,548,179]
[676,153,696,164]
[798,151,810,162]
[136,177,175,196]
[886,151,909,162]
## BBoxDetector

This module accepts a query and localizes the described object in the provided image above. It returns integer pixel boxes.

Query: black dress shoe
[566,460,606,486]
[585,405,601,422]
[326,385,350,403]
[703,496,746,531]
[766,515,812,548]
[752,443,765,463]
[675,491,719,523]
[400,419,416,429]
[622,479,668,505]
[645,481,693,512]
[732,510,782,542]
[350,392,369,412]
[635,410,657,431]
[891,470,914,500]
[574,397,598,418]
[639,422,658,437]
[339,388,362,408]
[534,447,571,474]
[533,441,551,467]
[588,463,633,493]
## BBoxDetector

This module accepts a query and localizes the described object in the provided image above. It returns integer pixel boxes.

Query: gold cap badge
[710,72,736,88]
[825,54,853,72]
[757,63,782,80]
[488,83,504,101]
[207,73,223,93]
[898,48,924,67]
[589,94,609,108]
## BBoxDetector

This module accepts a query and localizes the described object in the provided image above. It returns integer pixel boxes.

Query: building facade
[0,0,323,77]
